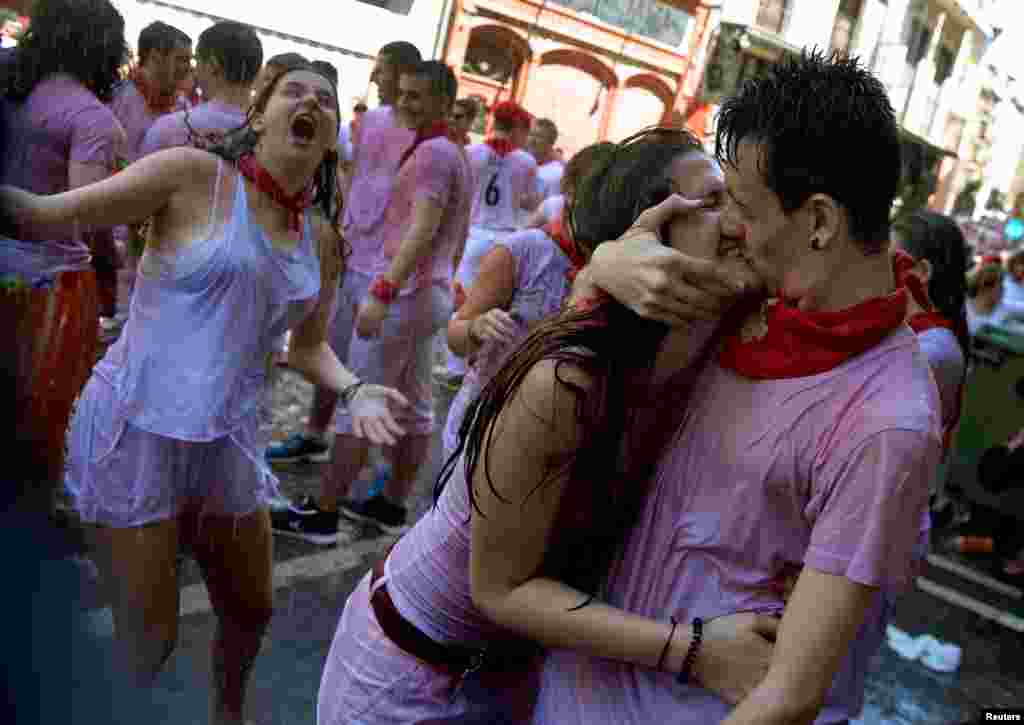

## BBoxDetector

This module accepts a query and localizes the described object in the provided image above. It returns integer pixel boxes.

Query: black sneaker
[266,433,330,464]
[271,501,340,545]
[338,494,409,535]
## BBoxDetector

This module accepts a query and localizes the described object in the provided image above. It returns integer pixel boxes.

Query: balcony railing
[551,0,691,48]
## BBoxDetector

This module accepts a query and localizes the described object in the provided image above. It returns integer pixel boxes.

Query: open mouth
[291,115,317,142]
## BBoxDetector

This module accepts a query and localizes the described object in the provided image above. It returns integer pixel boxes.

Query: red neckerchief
[485,137,516,157]
[399,120,450,168]
[719,255,909,379]
[129,67,177,115]
[545,218,585,282]
[237,153,313,240]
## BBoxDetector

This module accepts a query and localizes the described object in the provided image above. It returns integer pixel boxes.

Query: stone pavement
[112,364,1024,724]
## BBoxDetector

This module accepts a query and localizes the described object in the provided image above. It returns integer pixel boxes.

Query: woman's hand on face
[696,611,780,705]
[588,195,761,326]
[470,309,518,346]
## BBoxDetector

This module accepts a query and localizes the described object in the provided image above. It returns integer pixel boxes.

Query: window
[553,0,692,47]
[934,44,955,85]
[829,0,862,57]
[462,34,522,84]
[755,0,787,34]
[905,17,932,66]
[902,0,931,67]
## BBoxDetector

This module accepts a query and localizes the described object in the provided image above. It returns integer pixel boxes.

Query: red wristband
[370,277,399,305]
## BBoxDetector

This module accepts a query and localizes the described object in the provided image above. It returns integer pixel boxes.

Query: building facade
[18,0,456,118]
[699,0,1006,217]
[440,0,718,157]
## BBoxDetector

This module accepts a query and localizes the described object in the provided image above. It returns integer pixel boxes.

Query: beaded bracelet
[676,617,703,685]
[340,380,366,406]
[657,616,678,672]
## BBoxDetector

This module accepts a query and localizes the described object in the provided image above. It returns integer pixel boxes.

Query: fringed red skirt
[6,269,98,482]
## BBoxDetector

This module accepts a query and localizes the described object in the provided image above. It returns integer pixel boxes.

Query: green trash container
[947,323,1024,521]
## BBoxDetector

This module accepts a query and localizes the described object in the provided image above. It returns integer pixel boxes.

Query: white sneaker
[886,625,929,660]
[886,626,961,672]
[920,637,962,672]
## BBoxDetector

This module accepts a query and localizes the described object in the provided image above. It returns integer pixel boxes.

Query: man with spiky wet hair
[536,50,941,725]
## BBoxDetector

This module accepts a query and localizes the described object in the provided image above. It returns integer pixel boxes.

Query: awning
[732,23,801,62]
[701,22,802,104]
[900,125,958,160]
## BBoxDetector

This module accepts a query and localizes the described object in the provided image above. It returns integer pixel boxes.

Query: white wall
[112,0,452,115]
[853,0,891,64]
[784,0,839,52]
[720,0,758,27]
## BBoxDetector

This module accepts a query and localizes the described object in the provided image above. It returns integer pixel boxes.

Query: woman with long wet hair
[2,62,407,725]
[317,128,778,725]
[892,210,969,434]
[439,142,611,461]
[1,0,128,484]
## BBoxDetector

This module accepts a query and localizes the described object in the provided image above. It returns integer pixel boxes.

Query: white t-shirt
[539,194,565,226]
[535,159,565,200]
[337,122,353,163]
[466,144,538,231]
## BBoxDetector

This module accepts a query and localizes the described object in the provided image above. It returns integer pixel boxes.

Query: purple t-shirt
[379,136,471,295]
[534,326,942,725]
[342,105,415,274]
[139,100,246,155]
[916,326,965,430]
[108,79,161,163]
[1,76,123,242]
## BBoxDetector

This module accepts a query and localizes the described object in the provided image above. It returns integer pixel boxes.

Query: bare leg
[87,519,180,685]
[187,509,274,725]
[319,434,369,511]
[383,433,432,504]
[307,386,339,438]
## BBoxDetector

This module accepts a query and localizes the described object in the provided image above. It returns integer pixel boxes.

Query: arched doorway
[461,24,529,103]
[607,75,672,142]
[521,49,617,158]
